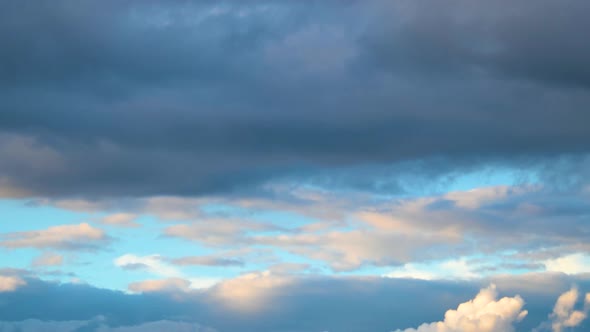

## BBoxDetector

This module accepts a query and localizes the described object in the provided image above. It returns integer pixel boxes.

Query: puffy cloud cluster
[538,287,590,332]
[393,285,527,332]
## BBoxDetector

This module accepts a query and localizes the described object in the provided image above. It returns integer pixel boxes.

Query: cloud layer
[1,275,589,332]
[0,0,589,198]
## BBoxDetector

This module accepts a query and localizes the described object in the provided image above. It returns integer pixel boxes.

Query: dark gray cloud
[1,274,589,332]
[1,0,589,197]
[364,0,590,87]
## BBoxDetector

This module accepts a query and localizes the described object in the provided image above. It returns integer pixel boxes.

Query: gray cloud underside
[0,319,216,332]
[1,0,590,197]
[1,274,589,332]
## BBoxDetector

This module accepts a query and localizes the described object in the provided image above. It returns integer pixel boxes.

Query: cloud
[211,271,294,312]
[189,184,590,271]
[164,218,281,247]
[534,287,590,332]
[95,320,217,332]
[393,285,528,332]
[27,180,586,280]
[0,319,87,332]
[138,183,590,273]
[0,1,588,198]
[0,319,217,332]
[128,278,192,294]
[0,2,589,329]
[116,255,221,291]
[0,223,110,251]
[115,254,181,277]
[99,213,141,228]
[170,256,243,267]
[384,259,478,281]
[544,254,590,275]
[32,252,64,267]
[117,252,245,271]
[0,275,26,292]
[4,273,590,332]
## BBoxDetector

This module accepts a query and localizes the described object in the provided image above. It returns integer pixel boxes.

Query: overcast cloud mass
[0,1,589,331]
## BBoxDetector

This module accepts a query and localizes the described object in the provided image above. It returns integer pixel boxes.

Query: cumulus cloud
[0,223,110,251]
[393,285,527,332]
[534,287,590,332]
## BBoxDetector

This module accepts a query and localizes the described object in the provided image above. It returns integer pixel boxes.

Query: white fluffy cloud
[543,254,590,275]
[536,287,590,332]
[392,285,527,332]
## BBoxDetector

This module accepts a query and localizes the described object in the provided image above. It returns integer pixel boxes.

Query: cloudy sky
[1,1,590,331]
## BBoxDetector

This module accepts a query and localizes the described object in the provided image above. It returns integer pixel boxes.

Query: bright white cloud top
[392,285,528,332]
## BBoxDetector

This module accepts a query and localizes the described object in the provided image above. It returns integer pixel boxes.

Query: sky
[1,1,590,331]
